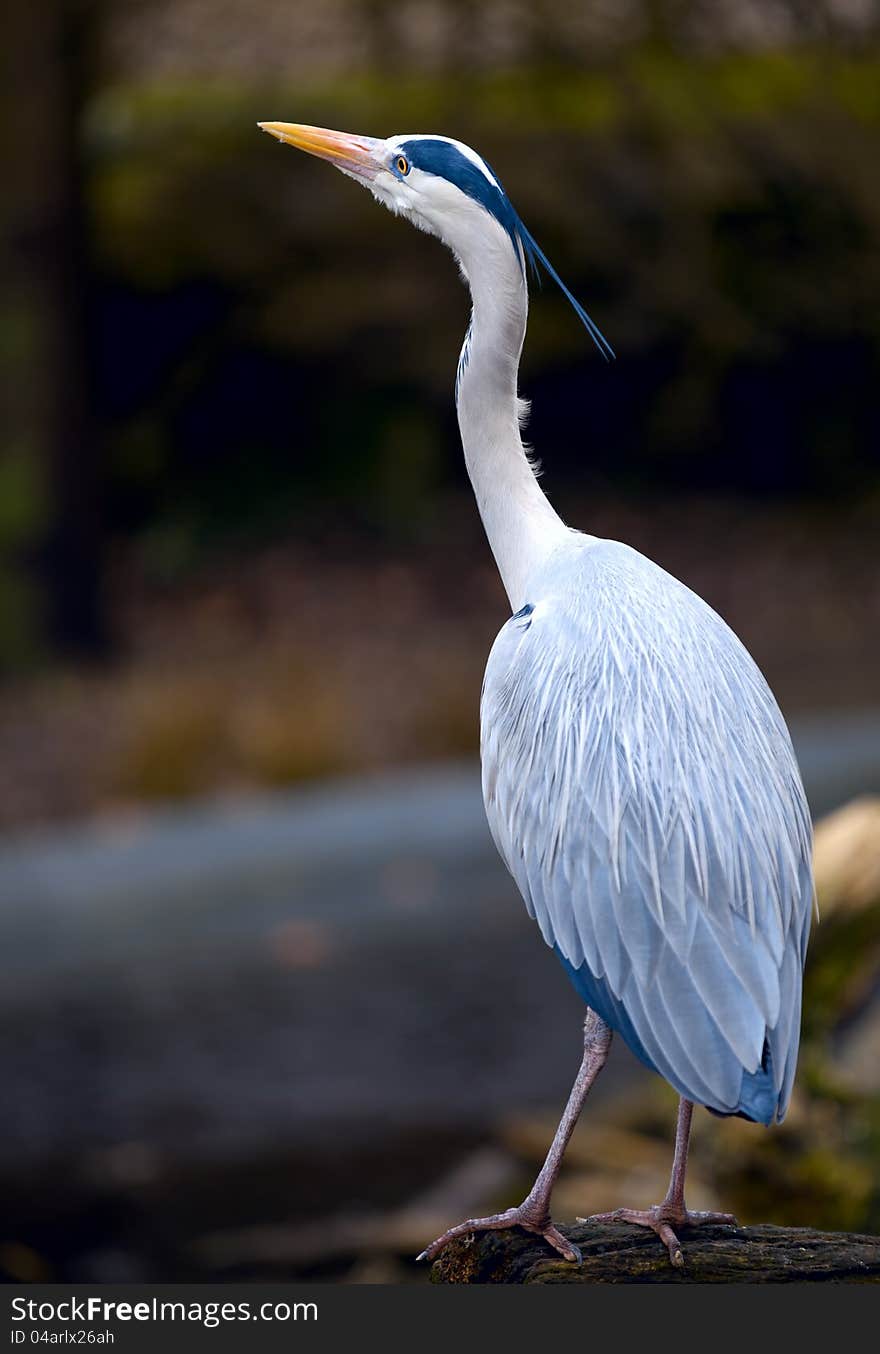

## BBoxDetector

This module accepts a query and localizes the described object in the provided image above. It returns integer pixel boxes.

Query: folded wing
[481,540,813,1121]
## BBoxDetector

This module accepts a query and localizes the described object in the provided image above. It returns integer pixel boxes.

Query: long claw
[417,1205,580,1265]
[416,1208,519,1264]
[542,1223,582,1263]
[656,1221,684,1267]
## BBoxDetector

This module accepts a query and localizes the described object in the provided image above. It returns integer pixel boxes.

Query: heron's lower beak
[258,122,383,180]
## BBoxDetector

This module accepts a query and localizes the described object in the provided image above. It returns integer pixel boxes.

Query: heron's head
[258,121,613,360]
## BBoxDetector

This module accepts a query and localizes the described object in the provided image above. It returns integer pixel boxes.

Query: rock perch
[430,1222,880,1283]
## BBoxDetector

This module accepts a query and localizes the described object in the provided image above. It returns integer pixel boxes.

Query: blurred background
[1,0,879,1284]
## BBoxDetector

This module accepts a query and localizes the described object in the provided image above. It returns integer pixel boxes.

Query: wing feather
[481,538,813,1120]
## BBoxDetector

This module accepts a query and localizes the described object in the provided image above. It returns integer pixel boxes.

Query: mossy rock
[431,1221,880,1284]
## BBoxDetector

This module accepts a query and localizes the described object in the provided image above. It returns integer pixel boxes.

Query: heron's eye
[396,155,409,176]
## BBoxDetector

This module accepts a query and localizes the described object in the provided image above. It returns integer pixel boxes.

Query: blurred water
[0,764,602,1170]
[0,710,877,1178]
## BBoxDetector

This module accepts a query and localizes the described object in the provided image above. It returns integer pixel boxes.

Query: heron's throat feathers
[454,229,568,610]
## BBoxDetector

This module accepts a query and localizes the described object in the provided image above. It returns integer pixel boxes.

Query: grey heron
[258,121,814,1268]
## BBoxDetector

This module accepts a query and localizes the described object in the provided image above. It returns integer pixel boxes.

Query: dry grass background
[0,493,875,832]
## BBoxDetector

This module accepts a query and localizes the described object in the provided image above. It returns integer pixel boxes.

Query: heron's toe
[417,1203,580,1265]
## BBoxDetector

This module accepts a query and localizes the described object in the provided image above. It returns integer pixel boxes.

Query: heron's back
[481,536,813,1123]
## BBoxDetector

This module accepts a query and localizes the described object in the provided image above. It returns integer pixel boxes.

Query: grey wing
[481,543,813,1121]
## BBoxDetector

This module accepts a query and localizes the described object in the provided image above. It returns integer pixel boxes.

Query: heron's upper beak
[258,122,383,181]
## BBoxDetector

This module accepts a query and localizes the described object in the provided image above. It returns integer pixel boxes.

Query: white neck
[453,224,569,611]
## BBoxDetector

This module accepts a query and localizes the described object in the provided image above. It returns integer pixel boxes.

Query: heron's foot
[416,1198,581,1265]
[578,1203,738,1269]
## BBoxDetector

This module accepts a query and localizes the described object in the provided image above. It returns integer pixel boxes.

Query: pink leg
[580,1097,738,1267]
[417,1009,612,1264]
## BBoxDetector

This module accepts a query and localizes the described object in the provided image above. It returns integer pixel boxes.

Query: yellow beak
[257,122,383,179]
